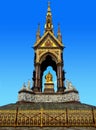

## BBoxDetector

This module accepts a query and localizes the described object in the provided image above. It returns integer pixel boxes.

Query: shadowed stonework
[0,102,96,110]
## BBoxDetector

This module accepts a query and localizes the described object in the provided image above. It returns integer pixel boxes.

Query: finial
[48,1,51,12]
[45,1,53,33]
[58,23,61,33]
[48,1,50,6]
[37,23,40,33]
[47,1,51,15]
[57,23,62,42]
[36,23,40,41]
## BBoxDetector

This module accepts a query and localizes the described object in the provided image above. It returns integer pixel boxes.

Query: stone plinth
[18,90,79,103]
[44,82,54,93]
[18,80,80,103]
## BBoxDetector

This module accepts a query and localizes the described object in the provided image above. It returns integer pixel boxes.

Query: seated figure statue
[66,79,76,91]
[45,72,53,82]
[66,80,73,89]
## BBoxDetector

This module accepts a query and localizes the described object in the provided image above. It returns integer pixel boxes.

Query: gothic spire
[45,1,53,33]
[57,23,62,42]
[36,23,40,41]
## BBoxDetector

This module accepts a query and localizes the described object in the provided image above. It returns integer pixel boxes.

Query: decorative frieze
[18,91,79,103]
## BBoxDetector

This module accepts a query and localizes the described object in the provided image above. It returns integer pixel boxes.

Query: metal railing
[0,108,96,127]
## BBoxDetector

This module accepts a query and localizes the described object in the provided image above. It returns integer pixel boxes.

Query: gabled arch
[40,55,57,73]
[39,52,58,64]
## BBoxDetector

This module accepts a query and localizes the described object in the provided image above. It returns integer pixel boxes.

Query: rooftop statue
[45,72,53,83]
[66,80,73,89]
[27,80,30,89]
[65,79,77,91]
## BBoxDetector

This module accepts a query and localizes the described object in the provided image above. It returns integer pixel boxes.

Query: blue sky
[0,0,96,106]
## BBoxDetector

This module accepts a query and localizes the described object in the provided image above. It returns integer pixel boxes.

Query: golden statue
[48,22,51,28]
[45,72,53,82]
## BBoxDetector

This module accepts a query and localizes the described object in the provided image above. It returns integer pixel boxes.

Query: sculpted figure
[45,72,53,82]
[27,80,30,89]
[66,80,73,89]
[48,22,51,28]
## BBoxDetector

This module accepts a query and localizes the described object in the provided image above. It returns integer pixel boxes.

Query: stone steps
[0,127,96,130]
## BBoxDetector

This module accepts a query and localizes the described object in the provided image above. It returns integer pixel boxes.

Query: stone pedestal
[44,82,54,93]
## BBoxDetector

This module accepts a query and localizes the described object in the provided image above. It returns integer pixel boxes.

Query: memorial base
[44,82,54,93]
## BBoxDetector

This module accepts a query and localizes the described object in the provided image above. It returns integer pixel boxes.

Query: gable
[34,31,64,49]
[40,38,57,48]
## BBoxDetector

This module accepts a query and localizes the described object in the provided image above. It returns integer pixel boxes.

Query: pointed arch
[39,52,58,64]
[40,55,57,92]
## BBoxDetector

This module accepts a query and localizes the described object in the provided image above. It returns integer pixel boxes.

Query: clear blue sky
[0,0,96,106]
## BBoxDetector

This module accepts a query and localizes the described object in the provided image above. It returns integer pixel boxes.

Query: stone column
[57,63,64,92]
[62,70,66,90]
[33,63,40,92]
[38,64,41,91]
[57,64,60,89]
[32,70,35,90]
